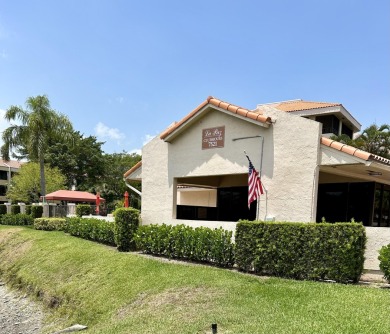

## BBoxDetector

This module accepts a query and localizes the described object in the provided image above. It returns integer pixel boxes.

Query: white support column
[19,203,26,214]
[4,203,11,214]
[43,204,50,217]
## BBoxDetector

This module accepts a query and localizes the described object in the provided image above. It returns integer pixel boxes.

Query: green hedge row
[11,205,20,215]
[379,245,390,283]
[34,218,66,231]
[76,204,92,217]
[0,204,42,218]
[0,213,34,226]
[114,208,139,251]
[235,221,366,283]
[66,217,116,246]
[134,224,235,267]
[31,206,43,218]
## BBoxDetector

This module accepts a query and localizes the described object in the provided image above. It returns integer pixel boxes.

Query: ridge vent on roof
[258,99,303,106]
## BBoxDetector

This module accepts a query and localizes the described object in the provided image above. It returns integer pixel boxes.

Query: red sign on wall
[202,126,225,149]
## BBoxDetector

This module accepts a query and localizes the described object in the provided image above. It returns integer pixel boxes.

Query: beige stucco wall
[177,188,217,207]
[141,106,322,226]
[259,108,322,222]
[167,110,263,179]
[364,227,390,270]
[140,135,172,224]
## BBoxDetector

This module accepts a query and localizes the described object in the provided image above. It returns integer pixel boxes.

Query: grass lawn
[0,225,389,334]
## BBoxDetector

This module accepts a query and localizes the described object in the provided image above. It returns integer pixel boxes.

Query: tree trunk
[39,155,46,198]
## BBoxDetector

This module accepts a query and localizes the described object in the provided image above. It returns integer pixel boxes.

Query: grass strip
[1,226,390,334]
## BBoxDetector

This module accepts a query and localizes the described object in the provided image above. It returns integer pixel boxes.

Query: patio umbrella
[124,191,129,208]
[96,192,101,214]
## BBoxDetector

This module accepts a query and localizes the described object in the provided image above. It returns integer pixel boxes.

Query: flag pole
[244,150,263,220]
[232,135,265,221]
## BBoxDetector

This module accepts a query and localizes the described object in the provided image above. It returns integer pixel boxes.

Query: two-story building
[0,159,23,204]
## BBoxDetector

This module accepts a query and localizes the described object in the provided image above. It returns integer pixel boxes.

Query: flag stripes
[247,154,263,208]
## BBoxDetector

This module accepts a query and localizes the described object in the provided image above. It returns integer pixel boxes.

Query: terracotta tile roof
[0,159,24,169]
[124,161,142,178]
[269,100,341,112]
[321,137,390,165]
[160,96,272,140]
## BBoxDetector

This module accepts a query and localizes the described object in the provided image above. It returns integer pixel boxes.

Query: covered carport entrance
[175,174,256,222]
[317,164,390,226]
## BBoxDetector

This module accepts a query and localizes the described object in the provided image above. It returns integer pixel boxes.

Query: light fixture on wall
[367,170,382,176]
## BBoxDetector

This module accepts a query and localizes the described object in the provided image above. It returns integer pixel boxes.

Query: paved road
[0,282,43,334]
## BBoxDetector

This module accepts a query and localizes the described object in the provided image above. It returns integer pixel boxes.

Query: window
[175,174,256,222]
[316,115,340,135]
[317,182,375,225]
[0,185,7,196]
[373,184,390,227]
[0,170,8,180]
[341,123,353,138]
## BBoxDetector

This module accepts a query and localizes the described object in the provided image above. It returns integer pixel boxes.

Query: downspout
[123,178,142,197]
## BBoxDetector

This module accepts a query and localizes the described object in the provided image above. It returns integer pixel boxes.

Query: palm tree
[329,133,356,146]
[331,123,390,159]
[355,124,390,159]
[1,95,73,198]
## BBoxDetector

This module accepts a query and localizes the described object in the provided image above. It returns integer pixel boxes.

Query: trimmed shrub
[134,224,235,267]
[76,204,92,217]
[235,221,366,283]
[34,218,67,231]
[0,204,7,215]
[31,205,43,218]
[0,213,34,226]
[66,217,115,246]
[378,245,390,283]
[25,205,32,215]
[114,208,140,251]
[11,205,20,215]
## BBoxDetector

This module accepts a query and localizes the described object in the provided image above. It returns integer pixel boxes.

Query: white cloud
[128,148,142,155]
[124,134,156,156]
[142,134,155,145]
[94,122,125,142]
[115,97,124,104]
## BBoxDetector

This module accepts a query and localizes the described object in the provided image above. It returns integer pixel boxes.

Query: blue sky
[0,1,389,154]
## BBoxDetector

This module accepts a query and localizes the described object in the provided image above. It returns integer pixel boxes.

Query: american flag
[247,154,264,209]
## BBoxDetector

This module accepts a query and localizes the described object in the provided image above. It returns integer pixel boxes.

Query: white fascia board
[339,106,361,131]
[124,166,142,181]
[290,106,361,132]
[289,106,342,117]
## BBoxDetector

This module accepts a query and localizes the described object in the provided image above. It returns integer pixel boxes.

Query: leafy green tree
[45,131,106,190]
[7,162,66,203]
[1,95,73,196]
[93,152,141,207]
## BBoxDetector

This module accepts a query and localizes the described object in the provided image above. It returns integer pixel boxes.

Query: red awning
[43,190,105,203]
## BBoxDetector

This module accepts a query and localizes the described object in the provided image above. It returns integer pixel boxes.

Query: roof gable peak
[160,96,272,141]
